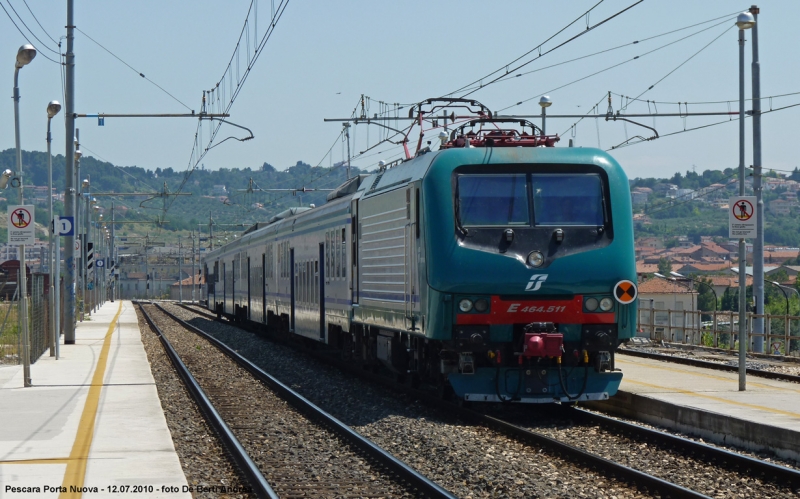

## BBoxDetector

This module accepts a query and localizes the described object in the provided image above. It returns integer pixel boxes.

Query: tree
[657,257,672,275]
[694,277,717,320]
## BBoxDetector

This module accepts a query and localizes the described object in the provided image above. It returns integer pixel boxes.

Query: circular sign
[96,259,104,268]
[10,207,32,228]
[732,199,754,221]
[614,280,637,304]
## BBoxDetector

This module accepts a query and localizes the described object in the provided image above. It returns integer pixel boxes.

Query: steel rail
[136,302,279,499]
[154,302,457,499]
[619,348,800,383]
[173,303,711,497]
[565,406,800,489]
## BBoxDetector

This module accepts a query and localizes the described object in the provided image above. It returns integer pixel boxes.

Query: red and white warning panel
[7,204,35,245]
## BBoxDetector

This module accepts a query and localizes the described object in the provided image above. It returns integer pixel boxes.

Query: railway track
[166,302,800,497]
[138,302,455,499]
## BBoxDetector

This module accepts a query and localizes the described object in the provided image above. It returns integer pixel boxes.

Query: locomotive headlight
[474,298,489,313]
[585,297,599,312]
[599,297,614,311]
[458,298,474,313]
[527,251,544,268]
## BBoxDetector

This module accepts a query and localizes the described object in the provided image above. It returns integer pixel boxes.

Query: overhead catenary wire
[444,0,610,97]
[75,27,192,111]
[4,0,59,54]
[610,100,800,151]
[628,24,734,103]
[497,16,736,114]
[172,0,290,215]
[458,0,645,98]
[0,0,60,63]
[21,0,58,46]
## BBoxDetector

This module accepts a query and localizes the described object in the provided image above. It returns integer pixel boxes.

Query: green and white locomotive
[203,99,637,403]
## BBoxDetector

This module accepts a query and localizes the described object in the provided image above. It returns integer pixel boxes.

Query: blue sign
[54,216,74,236]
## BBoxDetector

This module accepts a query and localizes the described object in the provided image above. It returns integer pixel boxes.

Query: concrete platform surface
[591,353,800,462]
[0,301,191,498]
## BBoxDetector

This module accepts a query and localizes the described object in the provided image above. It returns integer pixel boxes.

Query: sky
[1,0,800,187]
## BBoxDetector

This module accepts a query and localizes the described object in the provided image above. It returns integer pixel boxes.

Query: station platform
[589,351,800,462]
[0,300,190,498]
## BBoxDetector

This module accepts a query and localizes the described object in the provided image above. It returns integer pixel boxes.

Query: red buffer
[522,333,563,358]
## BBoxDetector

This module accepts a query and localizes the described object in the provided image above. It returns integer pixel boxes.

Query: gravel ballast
[136,305,252,499]
[144,304,419,498]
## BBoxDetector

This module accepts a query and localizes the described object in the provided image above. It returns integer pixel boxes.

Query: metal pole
[47,115,55,357]
[738,26,748,391]
[750,5,764,354]
[84,188,89,317]
[13,66,31,387]
[111,201,115,302]
[63,2,76,343]
[179,236,183,303]
[145,235,149,299]
[344,122,351,179]
[54,215,60,359]
[191,232,196,303]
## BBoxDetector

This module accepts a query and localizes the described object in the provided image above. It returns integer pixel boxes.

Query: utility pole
[145,234,149,299]
[343,122,351,179]
[64,0,76,343]
[209,211,214,250]
[751,4,764,354]
[191,231,196,303]
[110,202,115,302]
[178,235,183,303]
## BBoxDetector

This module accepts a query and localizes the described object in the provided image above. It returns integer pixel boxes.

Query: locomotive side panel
[354,184,421,333]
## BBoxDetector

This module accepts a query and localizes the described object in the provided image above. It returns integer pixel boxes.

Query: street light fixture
[46,100,61,359]
[538,95,552,135]
[14,44,36,387]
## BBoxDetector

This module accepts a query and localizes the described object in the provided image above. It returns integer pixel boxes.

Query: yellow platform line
[617,356,800,394]
[59,301,124,499]
[623,377,800,419]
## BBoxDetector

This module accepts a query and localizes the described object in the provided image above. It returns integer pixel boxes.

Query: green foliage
[0,149,365,238]
[657,257,672,275]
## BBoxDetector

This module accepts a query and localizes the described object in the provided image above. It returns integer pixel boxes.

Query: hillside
[0,149,363,243]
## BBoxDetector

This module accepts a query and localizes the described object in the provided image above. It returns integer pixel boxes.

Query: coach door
[351,200,359,304]
[261,252,267,324]
[319,243,325,340]
[246,256,251,320]
[290,248,295,332]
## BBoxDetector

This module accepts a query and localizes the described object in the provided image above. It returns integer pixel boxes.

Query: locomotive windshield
[457,172,605,227]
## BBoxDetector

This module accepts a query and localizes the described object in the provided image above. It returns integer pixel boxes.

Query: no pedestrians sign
[729,196,756,238]
[8,205,35,245]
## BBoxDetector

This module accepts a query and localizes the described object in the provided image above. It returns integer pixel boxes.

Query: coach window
[340,228,346,278]
[325,231,330,278]
[335,230,340,278]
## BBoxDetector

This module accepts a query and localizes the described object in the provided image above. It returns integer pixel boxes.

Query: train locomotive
[202,98,637,403]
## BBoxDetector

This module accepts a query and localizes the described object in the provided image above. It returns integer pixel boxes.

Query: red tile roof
[171,275,205,287]
[638,278,696,294]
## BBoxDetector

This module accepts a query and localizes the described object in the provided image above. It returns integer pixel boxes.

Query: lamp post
[765,280,789,316]
[750,5,765,355]
[670,271,718,312]
[46,100,61,358]
[539,96,552,135]
[14,44,36,387]
[736,10,755,390]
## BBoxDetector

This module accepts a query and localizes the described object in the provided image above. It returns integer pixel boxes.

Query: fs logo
[525,274,548,291]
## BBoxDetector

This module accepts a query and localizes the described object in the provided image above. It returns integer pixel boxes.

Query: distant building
[637,277,698,342]
[212,184,227,196]
[631,191,649,205]
[769,199,794,215]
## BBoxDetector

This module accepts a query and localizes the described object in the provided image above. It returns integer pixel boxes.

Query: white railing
[637,301,800,356]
